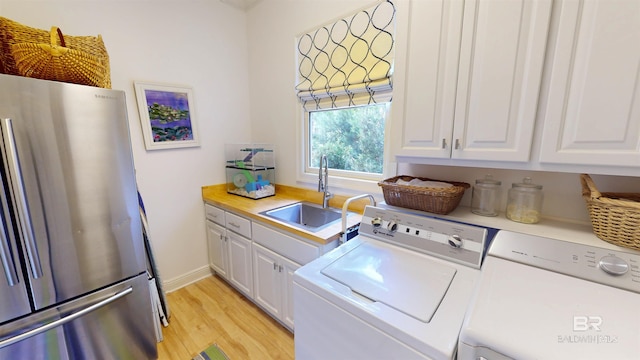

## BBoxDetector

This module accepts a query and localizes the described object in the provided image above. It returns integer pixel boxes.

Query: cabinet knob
[442,138,447,149]
[455,138,461,150]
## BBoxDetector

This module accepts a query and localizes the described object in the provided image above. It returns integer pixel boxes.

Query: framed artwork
[134,81,200,150]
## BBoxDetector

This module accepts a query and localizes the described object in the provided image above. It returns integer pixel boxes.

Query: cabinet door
[227,231,254,298]
[252,243,281,319]
[280,256,300,330]
[396,0,464,158]
[206,220,228,279]
[452,0,551,161]
[540,0,640,167]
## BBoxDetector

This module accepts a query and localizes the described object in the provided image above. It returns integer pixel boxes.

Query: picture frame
[134,81,200,150]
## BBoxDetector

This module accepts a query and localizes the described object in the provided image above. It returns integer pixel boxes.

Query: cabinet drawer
[204,204,225,226]
[226,212,251,238]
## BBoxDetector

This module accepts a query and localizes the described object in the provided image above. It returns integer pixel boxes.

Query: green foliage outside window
[309,104,386,174]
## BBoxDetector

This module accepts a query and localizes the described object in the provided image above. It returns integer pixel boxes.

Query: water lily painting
[134,81,200,150]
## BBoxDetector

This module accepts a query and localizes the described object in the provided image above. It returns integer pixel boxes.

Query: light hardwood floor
[156,275,295,360]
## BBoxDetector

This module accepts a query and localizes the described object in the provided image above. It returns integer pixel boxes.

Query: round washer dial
[387,220,398,232]
[598,255,628,276]
[448,234,463,248]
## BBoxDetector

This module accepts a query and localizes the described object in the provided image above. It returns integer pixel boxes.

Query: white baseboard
[161,265,213,293]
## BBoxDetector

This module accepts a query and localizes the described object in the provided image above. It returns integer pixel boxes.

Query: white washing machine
[293,205,491,360]
[458,230,640,359]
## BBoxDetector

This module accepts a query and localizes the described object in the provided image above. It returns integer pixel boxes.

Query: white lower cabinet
[205,204,254,299]
[227,231,254,298]
[252,242,299,330]
[206,220,228,279]
[205,203,338,331]
[251,222,337,330]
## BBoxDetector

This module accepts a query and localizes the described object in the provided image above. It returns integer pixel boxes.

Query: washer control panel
[489,230,640,293]
[359,206,489,269]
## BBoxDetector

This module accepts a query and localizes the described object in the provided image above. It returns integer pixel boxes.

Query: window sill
[296,171,385,199]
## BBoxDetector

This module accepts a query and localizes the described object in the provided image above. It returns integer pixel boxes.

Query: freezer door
[0,75,146,310]
[0,169,30,323]
[0,273,157,359]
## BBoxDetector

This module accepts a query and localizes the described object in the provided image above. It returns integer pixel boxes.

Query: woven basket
[580,174,640,250]
[378,175,470,215]
[11,27,108,88]
[0,17,111,88]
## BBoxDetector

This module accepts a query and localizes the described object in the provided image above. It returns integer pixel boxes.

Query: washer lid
[321,241,456,322]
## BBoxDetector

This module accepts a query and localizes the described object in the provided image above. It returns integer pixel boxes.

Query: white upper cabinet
[452,0,551,161]
[395,0,551,161]
[539,0,640,167]
[396,0,464,158]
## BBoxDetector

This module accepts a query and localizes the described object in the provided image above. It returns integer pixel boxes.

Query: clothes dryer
[459,231,640,359]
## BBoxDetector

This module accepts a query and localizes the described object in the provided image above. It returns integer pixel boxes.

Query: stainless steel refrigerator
[0,74,157,359]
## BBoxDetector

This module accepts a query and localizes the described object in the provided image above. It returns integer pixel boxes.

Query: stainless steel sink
[260,202,344,231]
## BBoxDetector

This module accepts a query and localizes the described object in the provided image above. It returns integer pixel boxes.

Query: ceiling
[220,0,262,11]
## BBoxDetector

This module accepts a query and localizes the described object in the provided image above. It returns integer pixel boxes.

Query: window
[294,1,396,183]
[306,104,388,177]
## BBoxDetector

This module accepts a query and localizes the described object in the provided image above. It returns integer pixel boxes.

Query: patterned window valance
[295,1,396,110]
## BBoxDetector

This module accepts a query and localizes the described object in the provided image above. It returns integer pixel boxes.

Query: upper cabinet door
[395,0,551,161]
[540,0,640,167]
[452,0,552,161]
[396,0,465,158]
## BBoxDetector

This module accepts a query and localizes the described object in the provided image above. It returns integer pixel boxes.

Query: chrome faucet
[318,154,333,208]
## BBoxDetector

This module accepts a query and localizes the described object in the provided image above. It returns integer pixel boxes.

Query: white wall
[1,1,252,290]
[246,0,382,193]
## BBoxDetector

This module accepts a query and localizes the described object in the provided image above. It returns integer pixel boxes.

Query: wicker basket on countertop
[378,175,470,215]
[580,174,640,250]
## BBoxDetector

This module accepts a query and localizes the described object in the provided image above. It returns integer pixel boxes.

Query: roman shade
[295,0,396,110]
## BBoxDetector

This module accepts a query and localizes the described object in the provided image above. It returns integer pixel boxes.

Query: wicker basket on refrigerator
[0,17,111,88]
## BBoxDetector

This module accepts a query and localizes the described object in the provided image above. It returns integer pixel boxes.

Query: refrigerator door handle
[1,118,43,279]
[0,286,133,349]
[0,218,18,286]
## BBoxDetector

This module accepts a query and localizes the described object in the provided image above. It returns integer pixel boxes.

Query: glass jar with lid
[471,174,502,217]
[506,177,543,224]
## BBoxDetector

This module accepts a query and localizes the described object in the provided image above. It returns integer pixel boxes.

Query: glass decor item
[471,174,502,217]
[506,177,544,224]
[225,144,275,199]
